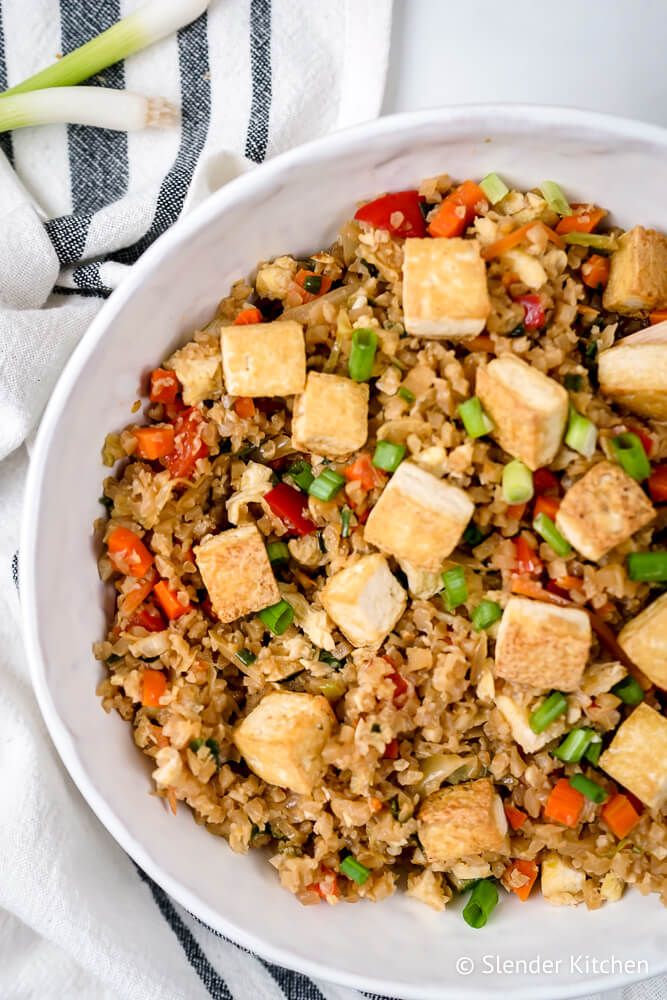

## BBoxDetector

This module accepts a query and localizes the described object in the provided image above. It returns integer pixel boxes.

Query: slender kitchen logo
[455,955,650,976]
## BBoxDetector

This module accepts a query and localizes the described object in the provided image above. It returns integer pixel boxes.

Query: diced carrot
[133,425,175,460]
[142,669,167,707]
[503,859,538,902]
[308,867,339,900]
[234,396,256,419]
[534,495,560,520]
[149,368,180,404]
[130,603,166,632]
[556,574,584,592]
[233,306,263,325]
[293,270,332,303]
[510,576,568,606]
[648,465,667,503]
[344,452,384,491]
[556,205,607,235]
[428,180,488,239]
[506,502,527,521]
[465,334,495,352]
[153,580,191,620]
[513,536,543,576]
[543,778,585,827]
[504,803,528,831]
[482,221,564,261]
[166,788,178,815]
[533,468,560,495]
[368,796,384,814]
[107,526,154,578]
[649,309,667,325]
[383,738,399,760]
[600,794,641,839]
[581,254,610,290]
[118,568,158,616]
[163,407,209,479]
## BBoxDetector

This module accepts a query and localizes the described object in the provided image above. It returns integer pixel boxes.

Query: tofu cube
[475,355,568,470]
[221,320,306,397]
[599,703,667,809]
[619,593,667,690]
[494,693,566,753]
[417,779,508,863]
[166,337,222,405]
[292,372,368,458]
[494,597,591,691]
[602,226,667,314]
[541,853,586,906]
[320,553,406,648]
[599,341,667,419]
[555,461,655,562]
[363,461,474,571]
[403,237,490,338]
[233,691,334,795]
[194,524,279,624]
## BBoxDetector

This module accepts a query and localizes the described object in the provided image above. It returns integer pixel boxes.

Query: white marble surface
[384,0,667,126]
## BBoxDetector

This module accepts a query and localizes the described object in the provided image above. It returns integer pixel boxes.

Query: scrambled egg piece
[599,703,667,809]
[292,372,369,457]
[194,524,280,623]
[619,592,667,690]
[320,553,406,648]
[494,693,566,753]
[417,778,508,863]
[221,319,306,397]
[166,337,222,405]
[541,853,586,906]
[598,336,667,420]
[494,596,591,691]
[602,226,667,313]
[402,237,490,338]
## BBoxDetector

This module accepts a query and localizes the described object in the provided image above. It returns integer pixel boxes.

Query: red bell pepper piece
[648,464,667,502]
[163,407,209,479]
[264,483,317,536]
[383,738,399,760]
[130,603,166,632]
[354,190,425,238]
[628,425,654,457]
[533,468,560,495]
[513,536,543,577]
[516,294,545,330]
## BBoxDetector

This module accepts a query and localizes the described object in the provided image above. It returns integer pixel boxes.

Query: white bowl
[21,106,667,999]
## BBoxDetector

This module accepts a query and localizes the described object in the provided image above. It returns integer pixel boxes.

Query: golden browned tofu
[555,461,655,562]
[194,525,280,623]
[292,372,368,457]
[166,337,222,405]
[619,593,667,690]
[320,553,406,648]
[403,237,490,338]
[602,226,667,314]
[476,356,568,470]
[221,320,306,396]
[417,779,508,863]
[494,596,591,691]
[363,460,474,571]
[233,692,335,795]
[598,341,667,420]
[599,703,667,809]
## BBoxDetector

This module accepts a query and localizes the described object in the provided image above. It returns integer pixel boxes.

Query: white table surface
[383,0,667,126]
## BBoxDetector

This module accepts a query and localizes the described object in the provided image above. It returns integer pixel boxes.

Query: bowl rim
[21,103,667,999]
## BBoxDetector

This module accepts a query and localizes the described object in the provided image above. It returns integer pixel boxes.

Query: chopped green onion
[340,506,352,539]
[372,440,406,472]
[303,273,322,293]
[584,737,603,767]
[189,738,204,752]
[266,541,290,565]
[98,495,113,511]
[462,879,499,929]
[442,566,468,610]
[565,406,598,458]
[398,386,415,403]
[204,737,221,768]
[552,728,595,763]
[0,87,179,134]
[609,432,651,481]
[286,460,314,492]
[569,773,608,804]
[540,180,571,216]
[258,599,294,636]
[339,854,370,885]
[348,328,378,382]
[458,396,494,439]
[480,172,509,205]
[463,523,486,548]
[309,468,345,501]
[533,512,572,557]
[471,599,502,631]
[610,676,645,706]
[530,691,568,734]
[563,373,584,392]
[627,551,667,582]
[236,648,257,666]
[563,232,618,251]
[502,459,534,504]
[319,649,345,669]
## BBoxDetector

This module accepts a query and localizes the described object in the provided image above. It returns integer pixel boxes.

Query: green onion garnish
[287,460,314,492]
[458,397,494,439]
[266,541,290,565]
[565,406,598,458]
[502,459,534,504]
[463,523,486,548]
[236,648,257,666]
[0,87,178,135]
[339,854,370,885]
[480,172,509,205]
[584,737,603,767]
[540,180,571,217]
[319,649,345,669]
[189,738,204,752]
[348,328,378,382]
[610,675,645,706]
[398,386,415,404]
[533,512,571,557]
[340,506,352,539]
[303,274,322,294]
[471,599,502,631]
[462,879,499,929]
[627,551,667,582]
[309,468,345,501]
[569,773,608,804]
[552,728,595,763]
[563,233,618,251]
[529,691,568,734]
[609,432,651,481]
[563,373,584,392]
[258,599,294,636]
[442,566,468,610]
[372,440,406,472]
